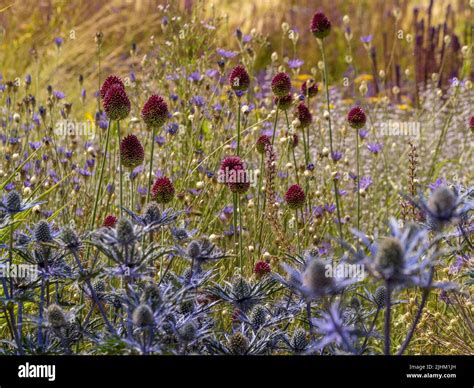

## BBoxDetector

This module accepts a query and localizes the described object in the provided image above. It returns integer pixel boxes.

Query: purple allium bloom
[120,134,145,168]
[229,65,250,92]
[271,72,292,97]
[360,35,373,44]
[347,106,367,129]
[216,48,238,58]
[288,59,304,69]
[301,80,318,98]
[274,94,293,111]
[285,184,306,209]
[310,12,331,39]
[103,84,130,121]
[100,75,125,99]
[331,151,343,162]
[141,95,169,128]
[367,142,382,154]
[295,102,312,128]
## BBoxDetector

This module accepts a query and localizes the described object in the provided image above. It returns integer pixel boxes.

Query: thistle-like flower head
[347,106,367,129]
[285,184,305,209]
[310,12,331,39]
[151,177,175,204]
[120,134,145,168]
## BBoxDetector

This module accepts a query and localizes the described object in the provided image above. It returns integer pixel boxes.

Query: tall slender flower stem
[397,267,435,355]
[236,98,241,155]
[146,126,157,204]
[320,39,343,241]
[232,192,238,268]
[117,120,123,216]
[384,282,392,355]
[285,110,300,185]
[89,118,112,229]
[295,209,301,254]
[356,129,361,230]
[271,107,279,145]
[255,153,264,261]
[238,195,243,273]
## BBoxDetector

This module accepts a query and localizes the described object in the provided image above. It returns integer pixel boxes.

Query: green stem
[271,107,279,145]
[356,129,361,230]
[321,39,343,241]
[147,126,157,204]
[236,98,241,156]
[117,121,123,216]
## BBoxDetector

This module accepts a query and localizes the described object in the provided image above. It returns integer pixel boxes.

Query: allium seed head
[103,215,118,228]
[47,304,67,328]
[256,135,271,154]
[347,106,367,129]
[310,12,331,39]
[34,220,53,242]
[271,72,292,97]
[303,258,333,293]
[285,184,305,209]
[229,332,249,355]
[120,134,145,168]
[295,102,312,128]
[274,93,293,111]
[100,75,125,99]
[132,304,154,327]
[229,65,250,92]
[6,190,21,212]
[141,95,169,128]
[103,84,131,121]
[151,176,175,204]
[254,260,271,277]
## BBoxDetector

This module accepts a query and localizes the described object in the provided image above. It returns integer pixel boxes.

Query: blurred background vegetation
[0,0,472,113]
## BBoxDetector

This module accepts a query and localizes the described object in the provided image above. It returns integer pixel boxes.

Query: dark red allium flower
[103,84,131,121]
[295,102,312,128]
[285,184,305,209]
[274,94,293,111]
[100,75,125,100]
[141,95,169,128]
[219,156,250,194]
[120,134,145,168]
[151,176,175,204]
[229,65,250,92]
[256,135,271,154]
[271,72,291,97]
[347,106,367,129]
[103,215,118,228]
[254,261,271,277]
[301,79,318,98]
[310,12,331,39]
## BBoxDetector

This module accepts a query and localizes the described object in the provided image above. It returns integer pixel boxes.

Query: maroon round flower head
[120,134,145,168]
[285,131,299,148]
[271,72,291,97]
[256,135,271,154]
[141,95,169,128]
[347,106,367,129]
[469,116,474,132]
[151,176,175,204]
[229,65,250,92]
[103,84,131,121]
[103,215,118,228]
[100,75,125,100]
[301,79,318,98]
[285,184,305,209]
[310,12,331,39]
[274,93,293,111]
[219,156,250,194]
[295,102,312,128]
[254,260,271,278]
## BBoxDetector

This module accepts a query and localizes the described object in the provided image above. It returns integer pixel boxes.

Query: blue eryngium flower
[0,190,43,215]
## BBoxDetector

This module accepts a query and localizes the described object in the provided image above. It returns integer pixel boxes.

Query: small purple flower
[53,91,65,100]
[331,151,343,162]
[216,48,238,58]
[288,59,304,69]
[367,142,382,154]
[428,178,446,192]
[360,35,373,44]
[54,37,64,48]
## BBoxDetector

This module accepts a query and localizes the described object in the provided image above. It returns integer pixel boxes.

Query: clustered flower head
[120,134,145,168]
[274,94,293,111]
[375,237,405,280]
[103,83,131,121]
[229,64,250,93]
[151,176,175,204]
[426,185,458,229]
[141,95,169,128]
[347,106,367,129]
[103,215,118,228]
[256,135,271,154]
[295,102,312,128]
[219,156,250,194]
[469,116,474,132]
[310,12,331,39]
[100,75,125,99]
[285,184,305,209]
[271,72,292,97]
[254,260,271,277]
[301,79,318,98]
